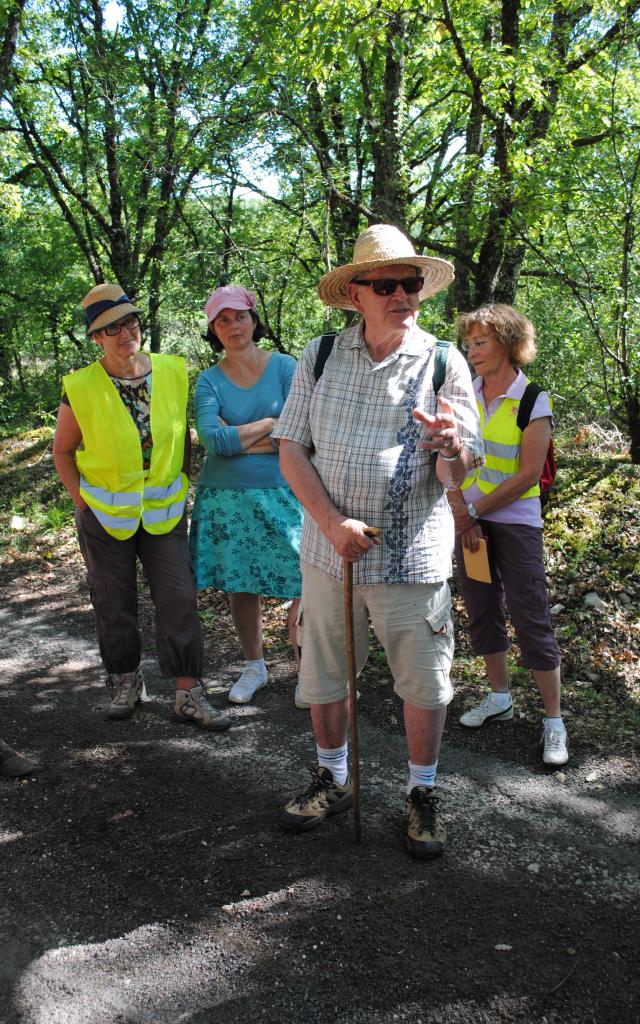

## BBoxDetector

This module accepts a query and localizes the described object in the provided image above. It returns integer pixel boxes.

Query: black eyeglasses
[103,315,141,337]
[353,276,424,296]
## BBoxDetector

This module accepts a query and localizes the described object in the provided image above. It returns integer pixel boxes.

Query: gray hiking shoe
[0,739,37,778]
[281,765,353,831]
[173,684,231,732]
[404,786,446,860]
[106,668,146,720]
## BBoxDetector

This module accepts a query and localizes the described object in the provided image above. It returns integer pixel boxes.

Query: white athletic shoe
[459,694,514,728]
[228,663,268,704]
[541,726,569,766]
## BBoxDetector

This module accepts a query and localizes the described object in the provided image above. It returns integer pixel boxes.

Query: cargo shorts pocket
[384,584,454,708]
[424,583,452,637]
[422,584,454,680]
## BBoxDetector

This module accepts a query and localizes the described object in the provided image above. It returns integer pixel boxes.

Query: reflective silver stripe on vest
[479,466,511,485]
[91,508,140,531]
[142,497,186,525]
[484,439,520,460]
[143,473,184,501]
[80,477,142,506]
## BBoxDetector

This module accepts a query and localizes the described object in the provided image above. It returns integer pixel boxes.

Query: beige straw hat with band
[317,224,455,310]
[82,283,143,333]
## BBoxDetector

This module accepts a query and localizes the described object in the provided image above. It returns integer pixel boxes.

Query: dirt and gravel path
[1,566,639,1024]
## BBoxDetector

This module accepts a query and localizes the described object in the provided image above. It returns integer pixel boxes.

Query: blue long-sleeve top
[194,352,297,489]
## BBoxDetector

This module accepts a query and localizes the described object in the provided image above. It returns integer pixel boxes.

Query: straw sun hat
[82,283,143,333]
[317,224,454,310]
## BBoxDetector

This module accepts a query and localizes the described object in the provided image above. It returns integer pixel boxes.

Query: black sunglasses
[353,276,424,296]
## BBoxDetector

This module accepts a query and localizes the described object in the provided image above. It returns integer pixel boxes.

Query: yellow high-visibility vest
[461,382,550,499]
[63,354,189,540]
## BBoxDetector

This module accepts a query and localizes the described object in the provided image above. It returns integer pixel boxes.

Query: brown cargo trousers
[75,507,203,678]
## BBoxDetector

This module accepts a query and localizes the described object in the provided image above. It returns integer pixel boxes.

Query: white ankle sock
[544,716,565,731]
[245,658,267,677]
[317,743,349,785]
[488,691,512,709]
[407,759,438,794]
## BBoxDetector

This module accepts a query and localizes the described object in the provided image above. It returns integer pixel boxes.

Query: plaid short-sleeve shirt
[273,322,483,584]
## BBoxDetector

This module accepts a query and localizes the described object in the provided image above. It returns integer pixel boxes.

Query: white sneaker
[541,726,569,765]
[294,683,310,710]
[228,664,268,704]
[460,694,513,728]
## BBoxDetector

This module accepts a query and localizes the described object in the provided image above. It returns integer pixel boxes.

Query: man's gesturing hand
[413,397,462,457]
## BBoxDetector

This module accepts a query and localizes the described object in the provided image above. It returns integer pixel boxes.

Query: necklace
[111,371,151,411]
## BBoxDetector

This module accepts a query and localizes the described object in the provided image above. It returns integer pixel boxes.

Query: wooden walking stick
[344,525,381,844]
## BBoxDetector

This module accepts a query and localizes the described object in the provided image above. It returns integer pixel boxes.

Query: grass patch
[0,427,78,566]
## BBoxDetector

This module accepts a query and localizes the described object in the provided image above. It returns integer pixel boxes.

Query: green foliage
[0,0,639,454]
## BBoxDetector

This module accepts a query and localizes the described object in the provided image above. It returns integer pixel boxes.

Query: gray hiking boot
[173,684,231,732]
[106,667,146,720]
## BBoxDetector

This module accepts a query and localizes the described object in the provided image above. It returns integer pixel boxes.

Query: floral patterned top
[109,372,153,472]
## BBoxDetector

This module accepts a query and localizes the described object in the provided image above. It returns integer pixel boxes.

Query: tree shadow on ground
[2,654,638,1024]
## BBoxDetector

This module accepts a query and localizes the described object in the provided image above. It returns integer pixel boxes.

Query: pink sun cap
[204,285,257,325]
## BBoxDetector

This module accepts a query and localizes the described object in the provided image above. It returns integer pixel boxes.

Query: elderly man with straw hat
[273,225,483,859]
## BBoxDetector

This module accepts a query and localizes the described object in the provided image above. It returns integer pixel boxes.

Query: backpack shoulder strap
[517,381,543,432]
[313,331,338,383]
[432,339,450,396]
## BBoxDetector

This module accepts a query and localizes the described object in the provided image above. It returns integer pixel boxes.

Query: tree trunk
[0,321,13,384]
[370,12,408,226]
[0,0,27,98]
[220,176,236,285]
[445,91,484,318]
[627,395,640,464]
[148,259,162,354]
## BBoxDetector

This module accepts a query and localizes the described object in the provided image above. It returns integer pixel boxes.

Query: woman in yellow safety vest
[53,283,231,731]
[447,304,568,768]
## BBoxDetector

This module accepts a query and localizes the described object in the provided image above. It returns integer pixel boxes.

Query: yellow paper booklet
[463,537,492,583]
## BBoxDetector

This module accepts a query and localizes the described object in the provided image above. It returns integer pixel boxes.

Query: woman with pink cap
[190,286,303,704]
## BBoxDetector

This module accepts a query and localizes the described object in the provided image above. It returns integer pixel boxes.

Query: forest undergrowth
[1,422,638,757]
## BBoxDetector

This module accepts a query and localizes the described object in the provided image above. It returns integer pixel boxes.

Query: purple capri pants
[455,521,560,672]
[76,507,203,678]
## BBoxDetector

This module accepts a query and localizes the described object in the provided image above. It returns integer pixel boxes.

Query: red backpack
[516,383,557,506]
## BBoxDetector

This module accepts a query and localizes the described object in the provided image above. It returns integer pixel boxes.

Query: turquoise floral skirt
[189,485,303,598]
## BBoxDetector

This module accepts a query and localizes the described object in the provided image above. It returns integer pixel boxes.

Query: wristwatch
[467,502,480,520]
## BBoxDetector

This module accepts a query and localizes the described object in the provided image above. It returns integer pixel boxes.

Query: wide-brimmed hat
[317,225,454,310]
[82,283,143,333]
[204,285,257,325]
